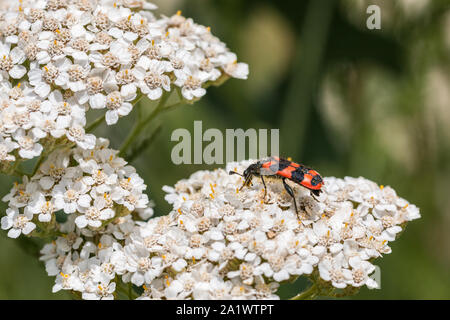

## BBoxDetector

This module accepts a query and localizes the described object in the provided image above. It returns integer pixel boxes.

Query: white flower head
[142,159,422,297]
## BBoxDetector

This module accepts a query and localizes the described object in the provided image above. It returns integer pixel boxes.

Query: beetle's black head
[229,162,262,189]
[243,162,261,177]
[229,161,261,178]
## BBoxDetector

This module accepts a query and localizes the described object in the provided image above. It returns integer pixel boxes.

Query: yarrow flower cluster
[132,160,419,298]
[0,0,248,166]
[1,137,151,238]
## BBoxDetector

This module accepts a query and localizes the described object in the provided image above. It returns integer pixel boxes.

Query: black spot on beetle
[277,158,292,171]
[311,175,323,186]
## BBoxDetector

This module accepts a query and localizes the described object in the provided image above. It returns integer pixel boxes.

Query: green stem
[13,169,28,177]
[118,92,172,158]
[159,101,185,116]
[30,215,63,239]
[126,125,162,162]
[31,155,46,176]
[86,114,105,133]
[290,282,319,300]
[8,159,29,178]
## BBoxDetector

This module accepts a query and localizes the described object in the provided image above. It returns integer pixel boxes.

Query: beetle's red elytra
[229,156,324,216]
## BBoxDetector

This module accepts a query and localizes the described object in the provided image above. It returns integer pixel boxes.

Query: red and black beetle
[229,156,324,215]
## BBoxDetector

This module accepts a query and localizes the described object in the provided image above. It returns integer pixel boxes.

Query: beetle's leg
[260,175,267,203]
[310,189,321,201]
[240,174,253,191]
[229,171,252,191]
[283,178,299,217]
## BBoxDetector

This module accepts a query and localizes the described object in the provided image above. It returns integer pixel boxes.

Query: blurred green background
[1,0,449,299]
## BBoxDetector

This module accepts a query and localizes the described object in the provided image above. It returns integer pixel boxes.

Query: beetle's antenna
[228,170,244,177]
